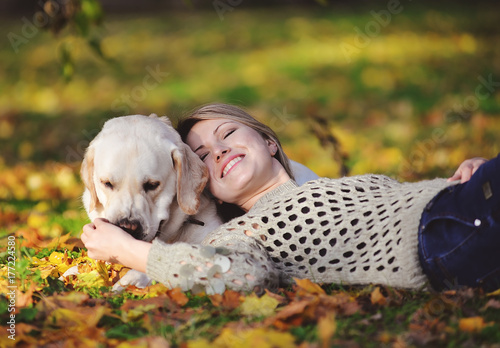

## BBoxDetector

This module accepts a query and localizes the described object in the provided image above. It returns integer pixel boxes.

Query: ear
[80,146,100,212]
[267,139,278,156]
[171,143,209,215]
[149,113,173,127]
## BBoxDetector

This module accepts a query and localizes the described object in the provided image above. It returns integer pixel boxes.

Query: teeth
[223,156,243,177]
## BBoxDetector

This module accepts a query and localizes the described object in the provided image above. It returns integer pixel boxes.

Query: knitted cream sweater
[147,175,454,294]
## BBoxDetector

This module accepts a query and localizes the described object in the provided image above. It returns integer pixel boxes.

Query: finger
[447,170,461,182]
[93,218,110,227]
[82,222,96,233]
[461,167,473,183]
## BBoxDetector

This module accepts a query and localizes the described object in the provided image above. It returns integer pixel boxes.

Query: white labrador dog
[73,114,318,292]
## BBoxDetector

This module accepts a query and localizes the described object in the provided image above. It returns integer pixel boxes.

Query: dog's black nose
[117,218,143,239]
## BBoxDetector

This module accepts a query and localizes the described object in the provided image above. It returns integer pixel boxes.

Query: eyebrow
[193,121,233,153]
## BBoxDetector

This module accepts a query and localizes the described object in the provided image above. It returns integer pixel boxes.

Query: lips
[221,155,244,178]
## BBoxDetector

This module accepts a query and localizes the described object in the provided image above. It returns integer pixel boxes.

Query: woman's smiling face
[186,118,279,207]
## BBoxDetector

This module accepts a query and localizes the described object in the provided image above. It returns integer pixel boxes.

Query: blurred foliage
[0,3,499,182]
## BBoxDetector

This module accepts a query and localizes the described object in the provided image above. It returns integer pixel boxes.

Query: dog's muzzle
[116,218,144,240]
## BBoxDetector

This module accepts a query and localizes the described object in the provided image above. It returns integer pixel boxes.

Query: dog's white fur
[78,114,222,291]
[75,114,319,292]
[81,114,222,244]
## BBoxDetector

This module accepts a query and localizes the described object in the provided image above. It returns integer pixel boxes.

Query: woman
[81,104,500,295]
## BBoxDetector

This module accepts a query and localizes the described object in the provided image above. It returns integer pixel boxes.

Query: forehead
[186,119,235,145]
[93,133,173,177]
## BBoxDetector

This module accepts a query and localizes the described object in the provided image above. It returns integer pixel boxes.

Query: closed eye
[223,129,236,139]
[143,181,160,192]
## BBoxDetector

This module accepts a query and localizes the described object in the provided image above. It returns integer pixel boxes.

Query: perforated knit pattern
[147,239,280,294]
[147,175,454,293]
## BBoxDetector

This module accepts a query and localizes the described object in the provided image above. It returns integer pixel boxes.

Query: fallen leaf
[241,293,280,318]
[212,327,296,348]
[210,290,242,310]
[168,287,190,306]
[294,277,325,295]
[264,299,310,328]
[16,282,37,309]
[482,299,500,311]
[458,316,491,333]
[318,313,336,348]
[116,336,171,348]
[371,287,387,306]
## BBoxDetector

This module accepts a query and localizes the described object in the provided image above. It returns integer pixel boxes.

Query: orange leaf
[264,299,310,328]
[168,287,189,306]
[16,282,37,309]
[293,278,325,295]
[459,316,491,333]
[210,290,242,310]
[370,287,387,306]
[264,289,286,305]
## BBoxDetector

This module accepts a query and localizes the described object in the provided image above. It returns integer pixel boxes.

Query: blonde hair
[177,103,294,180]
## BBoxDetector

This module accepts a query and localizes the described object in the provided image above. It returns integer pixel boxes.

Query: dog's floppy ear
[149,113,173,127]
[171,143,209,215]
[80,146,100,212]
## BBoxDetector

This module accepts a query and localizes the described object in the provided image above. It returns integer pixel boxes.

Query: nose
[117,218,144,240]
[213,146,230,162]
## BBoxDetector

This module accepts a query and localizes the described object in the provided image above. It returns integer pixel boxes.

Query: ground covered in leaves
[1,156,500,347]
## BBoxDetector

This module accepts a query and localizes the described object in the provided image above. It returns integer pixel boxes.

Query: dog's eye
[102,181,113,190]
[143,181,160,192]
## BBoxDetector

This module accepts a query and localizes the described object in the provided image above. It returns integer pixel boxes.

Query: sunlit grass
[0,5,499,179]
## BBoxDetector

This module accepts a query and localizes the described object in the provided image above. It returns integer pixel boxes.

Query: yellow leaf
[487,288,500,296]
[95,260,111,286]
[318,313,336,348]
[49,251,66,264]
[48,306,106,328]
[122,304,157,323]
[213,327,296,348]
[241,293,279,318]
[459,316,491,333]
[370,287,387,306]
[27,212,48,228]
[187,338,212,348]
[293,277,325,295]
[76,270,107,288]
[37,265,58,279]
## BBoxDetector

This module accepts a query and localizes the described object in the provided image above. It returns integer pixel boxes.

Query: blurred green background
[1,0,499,187]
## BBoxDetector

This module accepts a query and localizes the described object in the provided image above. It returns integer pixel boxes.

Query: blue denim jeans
[418,154,500,292]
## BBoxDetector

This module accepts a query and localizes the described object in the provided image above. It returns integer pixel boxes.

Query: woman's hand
[81,218,151,272]
[447,157,487,183]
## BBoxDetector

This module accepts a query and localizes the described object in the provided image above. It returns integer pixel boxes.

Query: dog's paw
[59,265,80,280]
[112,269,152,293]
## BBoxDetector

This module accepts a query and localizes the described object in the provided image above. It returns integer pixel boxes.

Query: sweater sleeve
[146,235,280,295]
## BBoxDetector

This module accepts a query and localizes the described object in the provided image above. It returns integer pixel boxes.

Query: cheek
[95,185,109,206]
